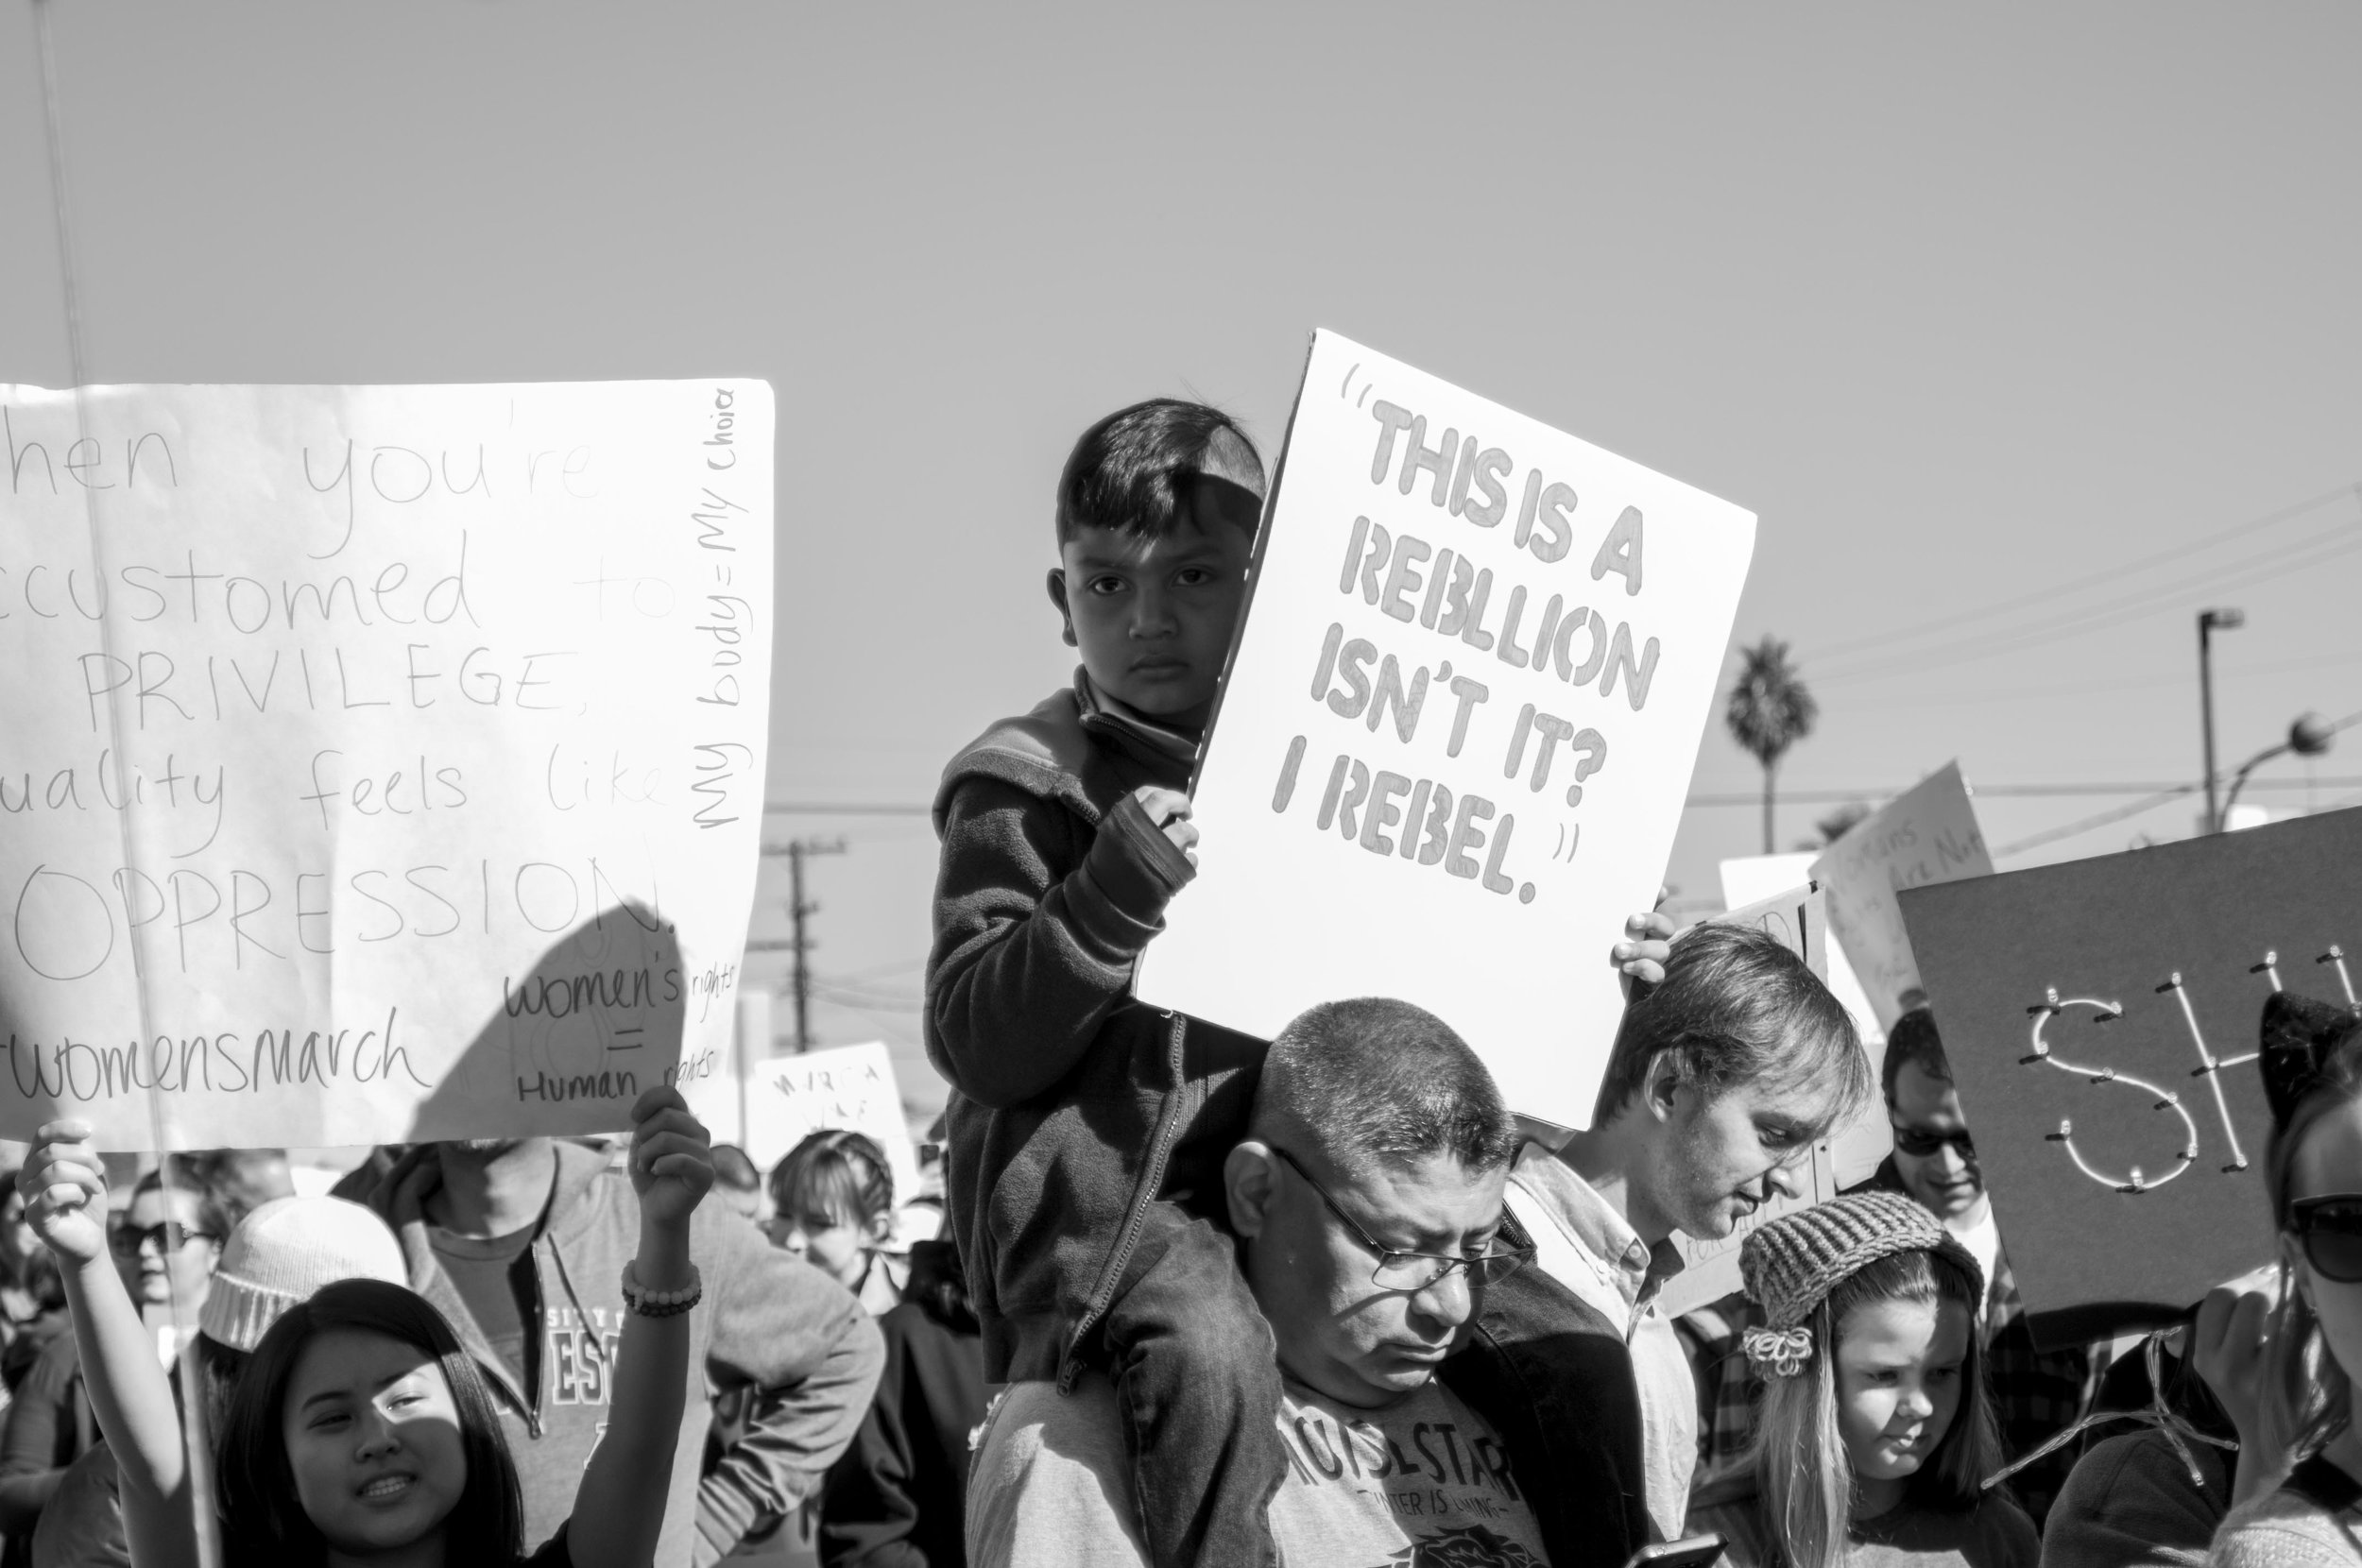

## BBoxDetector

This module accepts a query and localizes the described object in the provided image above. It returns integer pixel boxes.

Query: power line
[1813,507,2362,685]
[1840,648,2362,711]
[1988,786,2197,859]
[1800,483,2360,665]
[1983,707,2362,857]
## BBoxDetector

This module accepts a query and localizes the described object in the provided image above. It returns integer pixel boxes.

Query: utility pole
[783,837,845,1048]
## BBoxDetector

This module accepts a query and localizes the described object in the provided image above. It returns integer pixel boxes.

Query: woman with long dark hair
[18,1086,712,1568]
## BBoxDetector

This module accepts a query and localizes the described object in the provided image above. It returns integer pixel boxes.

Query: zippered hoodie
[927,673,1266,1388]
[349,1140,885,1567]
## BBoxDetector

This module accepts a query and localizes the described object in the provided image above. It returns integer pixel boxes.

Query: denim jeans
[1098,1200,1285,1568]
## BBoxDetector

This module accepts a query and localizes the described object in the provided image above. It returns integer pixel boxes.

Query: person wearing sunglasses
[970,997,1600,1568]
[2212,991,2362,1565]
[1878,1008,2004,1320]
[0,1169,223,1563]
[1848,1008,2091,1525]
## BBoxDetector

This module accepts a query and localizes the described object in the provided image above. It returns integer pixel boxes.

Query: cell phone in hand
[1622,1534,1724,1568]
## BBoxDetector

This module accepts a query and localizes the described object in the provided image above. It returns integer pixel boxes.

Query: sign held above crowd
[1138,331,1756,1128]
[1900,806,2362,1344]
[0,381,773,1150]
[1811,761,1993,1032]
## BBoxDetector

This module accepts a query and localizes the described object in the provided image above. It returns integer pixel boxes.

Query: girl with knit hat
[1685,1190,2035,1568]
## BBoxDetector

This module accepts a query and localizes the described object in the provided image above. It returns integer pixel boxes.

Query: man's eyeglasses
[109,1222,215,1258]
[2291,1195,2362,1283]
[1269,1147,1532,1292]
[1891,1123,1976,1160]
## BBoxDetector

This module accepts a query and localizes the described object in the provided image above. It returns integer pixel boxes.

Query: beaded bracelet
[621,1261,703,1319]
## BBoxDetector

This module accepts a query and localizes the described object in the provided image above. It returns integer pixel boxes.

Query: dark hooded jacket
[927,674,1653,1567]
[926,673,1264,1388]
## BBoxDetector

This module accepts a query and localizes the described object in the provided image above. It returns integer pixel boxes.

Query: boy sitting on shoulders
[927,399,1280,1568]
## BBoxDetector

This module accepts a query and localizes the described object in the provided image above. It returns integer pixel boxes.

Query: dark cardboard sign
[1898,808,2362,1346]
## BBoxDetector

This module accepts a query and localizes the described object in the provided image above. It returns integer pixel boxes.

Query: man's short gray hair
[1251,997,1518,1176]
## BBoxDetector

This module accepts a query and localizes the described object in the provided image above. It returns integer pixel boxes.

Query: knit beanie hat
[1736,1191,1983,1379]
[198,1196,408,1353]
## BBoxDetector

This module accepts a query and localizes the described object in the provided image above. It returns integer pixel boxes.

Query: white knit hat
[198,1197,408,1353]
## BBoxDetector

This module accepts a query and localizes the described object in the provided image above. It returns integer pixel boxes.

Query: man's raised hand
[15,1120,111,1267]
[1612,905,1684,992]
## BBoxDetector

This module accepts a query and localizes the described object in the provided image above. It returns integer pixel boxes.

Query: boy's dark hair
[710,1143,762,1195]
[1591,923,1869,1127]
[1252,997,1518,1177]
[220,1279,522,1568]
[1881,1007,1951,1105]
[1054,399,1265,545]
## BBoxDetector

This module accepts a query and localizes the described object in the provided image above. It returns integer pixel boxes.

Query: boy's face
[1048,478,1258,731]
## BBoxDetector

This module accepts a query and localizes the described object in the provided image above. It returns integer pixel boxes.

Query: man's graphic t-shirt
[966,1371,1549,1567]
[1270,1376,1547,1568]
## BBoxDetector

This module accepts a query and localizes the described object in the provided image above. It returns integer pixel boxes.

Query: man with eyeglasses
[968,997,1633,1567]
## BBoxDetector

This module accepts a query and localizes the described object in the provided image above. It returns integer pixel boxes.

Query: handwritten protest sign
[0,382,772,1150]
[1810,763,1992,1032]
[1716,880,1829,980]
[1721,852,1891,1185]
[741,1041,921,1208]
[1138,332,1755,1126]
[1899,807,2362,1343]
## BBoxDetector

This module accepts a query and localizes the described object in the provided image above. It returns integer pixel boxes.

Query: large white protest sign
[742,1042,921,1208]
[1138,332,1755,1126]
[1809,763,1992,1032]
[0,382,771,1150]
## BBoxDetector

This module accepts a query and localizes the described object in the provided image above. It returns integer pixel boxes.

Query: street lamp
[2198,608,2246,833]
[2221,712,2338,826]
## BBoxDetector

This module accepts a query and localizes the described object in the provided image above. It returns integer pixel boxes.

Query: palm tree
[1725,637,1819,854]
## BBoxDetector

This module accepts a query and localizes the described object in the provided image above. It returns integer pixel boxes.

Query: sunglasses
[1270,1147,1533,1291]
[1891,1123,1976,1160]
[2291,1195,2362,1283]
[108,1222,216,1258]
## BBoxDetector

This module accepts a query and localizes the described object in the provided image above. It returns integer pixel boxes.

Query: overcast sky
[6,3,2358,1109]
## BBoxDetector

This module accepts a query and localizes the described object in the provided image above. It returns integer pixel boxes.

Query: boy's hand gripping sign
[0,382,772,1150]
[1138,332,1755,1126]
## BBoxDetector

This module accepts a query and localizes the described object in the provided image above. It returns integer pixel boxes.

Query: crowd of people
[0,396,2354,1568]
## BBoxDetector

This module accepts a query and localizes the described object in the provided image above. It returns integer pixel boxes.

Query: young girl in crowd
[2210,992,2362,1565]
[15,1086,712,1568]
[767,1132,905,1314]
[1686,1189,2036,1568]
